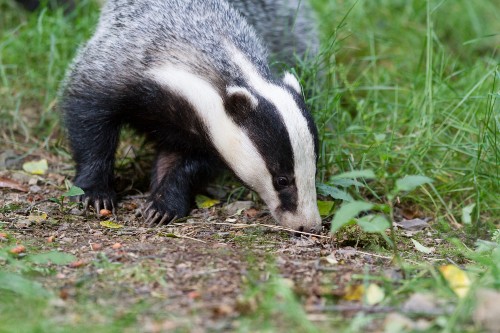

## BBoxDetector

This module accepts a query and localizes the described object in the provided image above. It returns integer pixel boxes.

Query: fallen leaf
[343,284,364,301]
[10,245,26,254]
[195,195,220,209]
[396,218,430,231]
[224,201,253,215]
[28,213,48,223]
[462,203,476,225]
[22,159,48,175]
[411,239,434,254]
[365,283,385,305]
[439,265,471,298]
[0,177,28,192]
[320,253,338,265]
[100,221,124,229]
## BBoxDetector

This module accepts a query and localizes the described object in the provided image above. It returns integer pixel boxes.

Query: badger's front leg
[143,151,217,226]
[64,99,120,213]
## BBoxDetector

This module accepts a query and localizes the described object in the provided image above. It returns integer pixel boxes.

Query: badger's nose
[298,224,322,235]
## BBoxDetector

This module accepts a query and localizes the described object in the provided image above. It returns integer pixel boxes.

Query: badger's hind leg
[143,151,216,226]
[63,97,120,213]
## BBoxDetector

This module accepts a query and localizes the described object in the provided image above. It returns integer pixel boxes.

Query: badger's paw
[141,200,181,227]
[70,190,116,214]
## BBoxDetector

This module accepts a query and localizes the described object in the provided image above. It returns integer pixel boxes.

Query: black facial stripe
[224,88,298,212]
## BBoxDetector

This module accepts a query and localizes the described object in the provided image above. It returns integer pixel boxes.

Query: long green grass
[306,0,499,230]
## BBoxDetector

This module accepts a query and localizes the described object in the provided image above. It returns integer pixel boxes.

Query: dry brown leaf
[0,177,28,192]
[69,260,86,268]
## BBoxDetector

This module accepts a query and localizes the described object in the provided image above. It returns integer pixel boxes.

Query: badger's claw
[70,191,116,215]
[142,201,177,227]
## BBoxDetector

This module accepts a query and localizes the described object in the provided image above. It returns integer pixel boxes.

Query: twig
[179,220,333,239]
[356,250,392,260]
[177,234,207,243]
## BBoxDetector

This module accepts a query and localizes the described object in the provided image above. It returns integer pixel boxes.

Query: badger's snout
[276,209,322,234]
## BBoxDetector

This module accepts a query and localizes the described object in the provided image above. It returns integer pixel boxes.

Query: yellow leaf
[100,221,124,229]
[343,284,364,301]
[439,265,471,298]
[22,159,48,175]
[195,195,220,209]
[28,213,48,223]
[365,283,385,305]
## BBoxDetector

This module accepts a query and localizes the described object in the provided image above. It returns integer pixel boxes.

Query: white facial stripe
[283,72,302,94]
[228,45,319,225]
[148,65,280,210]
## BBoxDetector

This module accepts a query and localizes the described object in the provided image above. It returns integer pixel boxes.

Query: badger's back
[66,0,271,94]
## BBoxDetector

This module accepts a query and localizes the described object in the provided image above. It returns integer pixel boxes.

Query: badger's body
[61,0,321,232]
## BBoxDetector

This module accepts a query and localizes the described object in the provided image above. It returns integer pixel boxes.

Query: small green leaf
[0,271,51,298]
[395,175,433,193]
[27,251,76,265]
[317,200,334,217]
[62,186,85,197]
[195,195,220,209]
[331,170,376,180]
[22,159,48,175]
[461,203,475,225]
[331,201,374,233]
[317,183,353,201]
[100,221,124,229]
[411,239,433,254]
[356,215,391,233]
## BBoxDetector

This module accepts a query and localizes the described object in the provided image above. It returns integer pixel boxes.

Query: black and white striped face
[223,75,321,232]
[148,50,321,233]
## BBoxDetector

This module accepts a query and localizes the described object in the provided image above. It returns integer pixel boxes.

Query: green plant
[49,185,84,212]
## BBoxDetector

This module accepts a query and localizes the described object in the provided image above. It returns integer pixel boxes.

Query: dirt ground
[1,149,396,331]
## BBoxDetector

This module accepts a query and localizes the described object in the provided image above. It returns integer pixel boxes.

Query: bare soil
[1,148,395,331]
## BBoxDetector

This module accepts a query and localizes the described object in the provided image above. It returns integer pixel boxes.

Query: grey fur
[229,0,319,66]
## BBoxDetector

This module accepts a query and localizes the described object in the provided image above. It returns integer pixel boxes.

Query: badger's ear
[225,86,258,114]
[283,72,302,94]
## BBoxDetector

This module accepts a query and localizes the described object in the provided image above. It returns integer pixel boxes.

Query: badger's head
[149,59,321,233]
[221,71,321,233]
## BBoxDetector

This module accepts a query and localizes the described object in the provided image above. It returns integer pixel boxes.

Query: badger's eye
[276,176,290,188]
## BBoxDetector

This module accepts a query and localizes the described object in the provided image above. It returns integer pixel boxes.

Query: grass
[1,0,499,332]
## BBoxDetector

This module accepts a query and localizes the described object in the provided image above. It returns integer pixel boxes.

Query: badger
[60,0,322,233]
